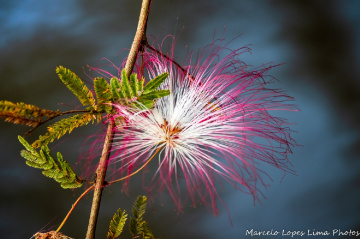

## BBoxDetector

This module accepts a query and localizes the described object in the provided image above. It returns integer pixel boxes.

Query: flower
[111,37,297,215]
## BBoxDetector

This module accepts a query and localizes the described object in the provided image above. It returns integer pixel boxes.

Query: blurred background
[1,0,360,238]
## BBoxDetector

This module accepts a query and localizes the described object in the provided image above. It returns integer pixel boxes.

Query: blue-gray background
[1,0,360,238]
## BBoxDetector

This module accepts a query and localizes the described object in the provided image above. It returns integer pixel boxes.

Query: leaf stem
[106,146,163,186]
[56,185,95,232]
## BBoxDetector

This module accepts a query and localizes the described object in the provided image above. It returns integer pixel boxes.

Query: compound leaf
[129,196,148,237]
[130,73,139,97]
[94,77,112,113]
[0,100,59,127]
[18,136,82,189]
[121,69,133,99]
[140,90,170,100]
[32,113,94,148]
[107,208,128,239]
[110,77,121,101]
[143,72,168,94]
[56,66,95,108]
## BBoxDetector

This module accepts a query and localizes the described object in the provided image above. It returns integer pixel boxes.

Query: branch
[124,0,151,76]
[85,1,152,238]
[85,119,115,239]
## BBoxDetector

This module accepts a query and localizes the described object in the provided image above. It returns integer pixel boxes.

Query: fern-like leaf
[138,77,145,92]
[18,136,82,189]
[2,116,40,127]
[110,77,121,101]
[32,113,94,148]
[133,99,154,110]
[121,69,134,99]
[140,90,170,100]
[0,100,59,127]
[142,72,168,94]
[94,77,112,113]
[129,196,148,237]
[143,221,156,239]
[107,208,128,239]
[56,66,96,108]
[130,73,139,97]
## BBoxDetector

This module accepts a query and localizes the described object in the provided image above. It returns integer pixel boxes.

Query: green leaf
[56,66,96,108]
[18,137,83,189]
[121,69,133,99]
[18,136,40,157]
[143,221,155,239]
[94,77,112,113]
[110,77,121,101]
[143,72,168,94]
[107,208,128,239]
[140,90,170,100]
[138,77,144,92]
[25,160,44,169]
[130,73,139,97]
[134,99,154,110]
[32,113,94,148]
[20,150,39,162]
[129,196,148,237]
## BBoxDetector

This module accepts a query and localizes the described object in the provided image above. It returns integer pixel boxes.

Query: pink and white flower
[111,37,297,215]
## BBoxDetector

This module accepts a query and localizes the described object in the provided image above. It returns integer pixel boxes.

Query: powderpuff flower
[111,37,297,215]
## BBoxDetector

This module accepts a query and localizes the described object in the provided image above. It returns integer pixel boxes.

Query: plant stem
[56,185,95,232]
[85,120,114,239]
[124,0,151,76]
[84,0,151,238]
[106,146,163,186]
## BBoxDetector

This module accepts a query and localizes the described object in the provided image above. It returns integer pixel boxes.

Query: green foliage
[134,99,154,109]
[0,100,59,127]
[107,196,157,239]
[143,72,169,94]
[32,113,95,148]
[130,73,139,97]
[94,77,112,113]
[138,77,144,93]
[18,136,83,189]
[129,196,155,239]
[141,90,171,100]
[56,66,96,108]
[121,69,134,99]
[110,77,122,101]
[109,69,169,110]
[107,208,128,239]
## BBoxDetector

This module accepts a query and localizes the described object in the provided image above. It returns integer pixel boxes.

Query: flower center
[160,120,182,147]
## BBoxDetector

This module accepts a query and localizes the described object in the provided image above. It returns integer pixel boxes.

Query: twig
[25,109,95,135]
[106,146,163,186]
[56,185,95,233]
[124,0,151,76]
